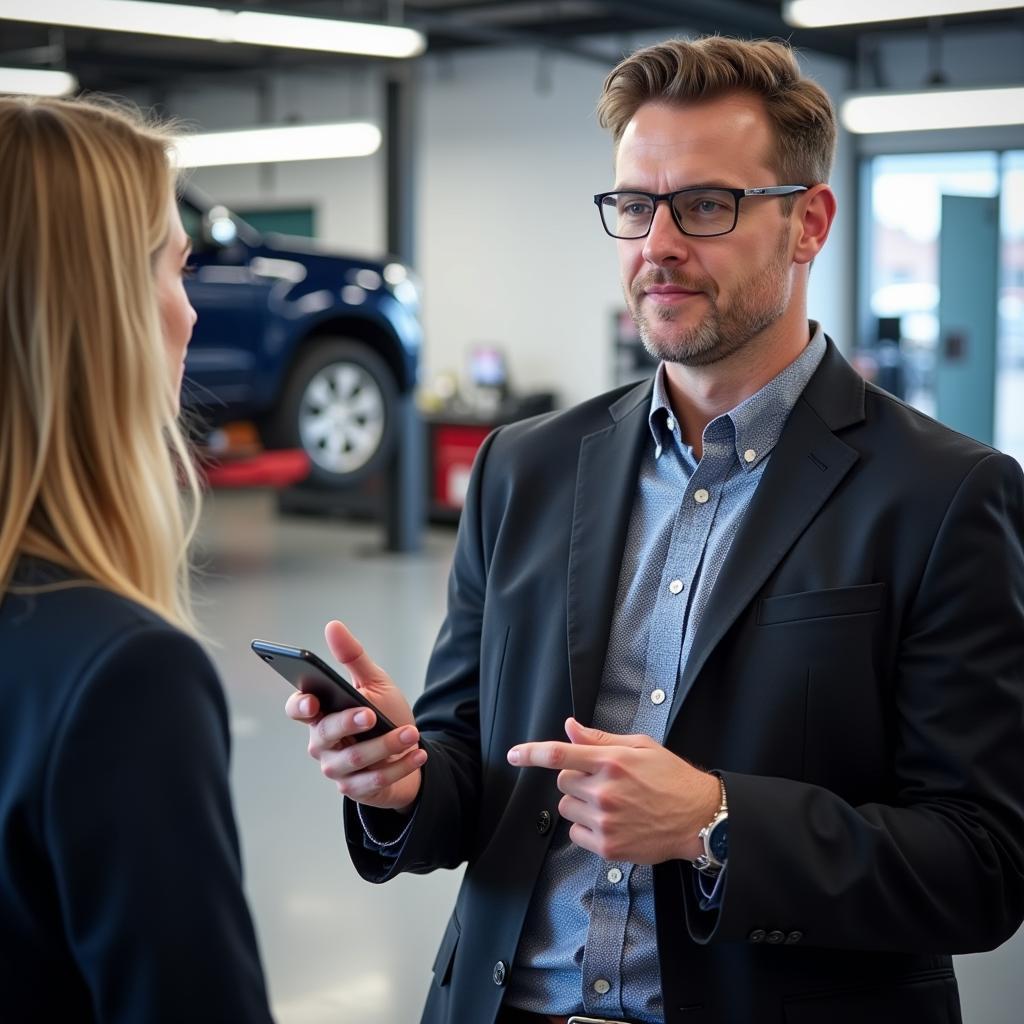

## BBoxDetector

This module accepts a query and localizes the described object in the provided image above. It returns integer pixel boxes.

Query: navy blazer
[346,339,1024,1024]
[0,562,275,1023]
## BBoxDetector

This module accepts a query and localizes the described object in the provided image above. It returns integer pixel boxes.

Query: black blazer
[0,562,275,1023]
[347,339,1024,1024]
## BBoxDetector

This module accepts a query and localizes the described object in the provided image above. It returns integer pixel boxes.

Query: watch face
[709,818,729,862]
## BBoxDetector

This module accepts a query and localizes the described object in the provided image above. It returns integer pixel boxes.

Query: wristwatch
[694,776,728,876]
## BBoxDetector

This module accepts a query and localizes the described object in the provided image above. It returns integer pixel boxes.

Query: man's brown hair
[597,36,837,187]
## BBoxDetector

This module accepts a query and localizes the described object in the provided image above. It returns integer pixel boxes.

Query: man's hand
[508,717,720,865]
[284,620,425,813]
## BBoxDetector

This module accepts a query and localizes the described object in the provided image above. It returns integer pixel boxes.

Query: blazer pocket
[758,582,885,626]
[784,969,959,1024]
[432,910,461,988]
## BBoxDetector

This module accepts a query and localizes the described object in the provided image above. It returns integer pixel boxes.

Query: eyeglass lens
[600,188,737,238]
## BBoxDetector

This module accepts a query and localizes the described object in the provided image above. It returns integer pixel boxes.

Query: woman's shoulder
[9,556,194,635]
[0,563,228,821]
[2,560,218,712]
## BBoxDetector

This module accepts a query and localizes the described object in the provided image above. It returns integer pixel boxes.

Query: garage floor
[197,490,1022,1024]
[196,490,462,1024]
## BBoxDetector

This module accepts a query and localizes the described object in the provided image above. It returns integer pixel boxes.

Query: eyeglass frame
[593,184,809,239]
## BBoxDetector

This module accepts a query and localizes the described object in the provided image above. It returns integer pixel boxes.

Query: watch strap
[693,775,728,874]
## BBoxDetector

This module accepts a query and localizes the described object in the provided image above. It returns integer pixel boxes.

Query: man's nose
[641,201,690,266]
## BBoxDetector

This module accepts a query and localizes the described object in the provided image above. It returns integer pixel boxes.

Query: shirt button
[694,488,710,504]
[535,810,552,835]
[665,416,675,432]
[607,867,623,884]
[744,448,756,463]
[785,930,804,944]
[766,930,785,945]
[651,689,666,705]
[593,978,611,995]
[748,928,766,943]
[492,960,508,986]
[668,579,683,594]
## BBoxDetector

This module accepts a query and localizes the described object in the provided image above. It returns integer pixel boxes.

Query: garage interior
[2,2,1023,1022]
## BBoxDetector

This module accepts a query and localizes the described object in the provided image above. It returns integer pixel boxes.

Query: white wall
[417,46,620,404]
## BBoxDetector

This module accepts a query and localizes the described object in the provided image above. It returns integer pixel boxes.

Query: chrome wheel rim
[298,361,386,474]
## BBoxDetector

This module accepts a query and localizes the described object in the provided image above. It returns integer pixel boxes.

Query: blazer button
[536,810,552,835]
[493,961,508,986]
[766,930,785,945]
[785,931,804,945]
[748,929,766,943]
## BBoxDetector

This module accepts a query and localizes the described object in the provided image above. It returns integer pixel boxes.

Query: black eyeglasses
[593,185,808,239]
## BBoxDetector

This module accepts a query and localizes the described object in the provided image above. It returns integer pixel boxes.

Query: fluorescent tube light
[0,66,77,95]
[172,122,382,168]
[841,86,1024,133]
[0,1,426,59]
[785,0,1023,27]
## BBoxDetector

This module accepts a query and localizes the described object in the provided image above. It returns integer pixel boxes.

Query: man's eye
[621,201,652,217]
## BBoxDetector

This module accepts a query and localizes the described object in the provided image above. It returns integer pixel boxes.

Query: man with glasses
[288,35,1024,1024]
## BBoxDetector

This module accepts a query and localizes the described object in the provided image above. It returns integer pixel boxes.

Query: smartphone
[251,639,400,740]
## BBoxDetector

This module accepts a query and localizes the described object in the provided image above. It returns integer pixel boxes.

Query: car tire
[264,337,399,488]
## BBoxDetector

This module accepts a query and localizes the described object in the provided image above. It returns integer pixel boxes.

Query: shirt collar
[647,321,827,471]
[648,363,683,461]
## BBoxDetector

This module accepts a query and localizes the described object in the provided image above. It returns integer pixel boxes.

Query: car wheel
[266,338,399,487]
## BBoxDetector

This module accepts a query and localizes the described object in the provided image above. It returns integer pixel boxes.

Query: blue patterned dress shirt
[505,325,826,1022]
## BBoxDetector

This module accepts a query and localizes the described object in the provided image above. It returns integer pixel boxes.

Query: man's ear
[792,184,837,266]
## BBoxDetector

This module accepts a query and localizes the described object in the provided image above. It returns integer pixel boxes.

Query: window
[864,151,1023,465]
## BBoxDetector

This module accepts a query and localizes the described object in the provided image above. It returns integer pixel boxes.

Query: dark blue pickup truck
[179,186,422,487]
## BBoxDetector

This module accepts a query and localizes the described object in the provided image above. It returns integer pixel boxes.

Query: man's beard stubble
[629,228,792,369]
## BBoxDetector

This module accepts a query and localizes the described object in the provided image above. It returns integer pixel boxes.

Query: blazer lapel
[567,380,651,728]
[668,340,866,725]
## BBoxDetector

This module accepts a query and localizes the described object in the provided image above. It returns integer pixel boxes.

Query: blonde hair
[597,36,837,188]
[0,95,201,632]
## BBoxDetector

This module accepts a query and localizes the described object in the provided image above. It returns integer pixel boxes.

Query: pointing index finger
[507,741,603,772]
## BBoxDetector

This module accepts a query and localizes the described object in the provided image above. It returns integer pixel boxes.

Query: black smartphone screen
[251,639,399,740]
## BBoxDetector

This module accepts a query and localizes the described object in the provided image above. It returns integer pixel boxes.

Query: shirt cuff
[694,861,727,911]
[357,802,416,850]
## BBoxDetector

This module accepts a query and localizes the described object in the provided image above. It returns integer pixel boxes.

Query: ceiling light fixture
[0,66,77,95]
[0,1,426,59]
[840,85,1024,132]
[172,122,382,168]
[784,0,1023,26]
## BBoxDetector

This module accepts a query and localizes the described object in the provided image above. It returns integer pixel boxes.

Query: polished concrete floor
[196,491,463,1024]
[197,491,1023,1024]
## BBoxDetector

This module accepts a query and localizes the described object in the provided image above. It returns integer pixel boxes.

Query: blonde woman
[0,97,275,1023]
